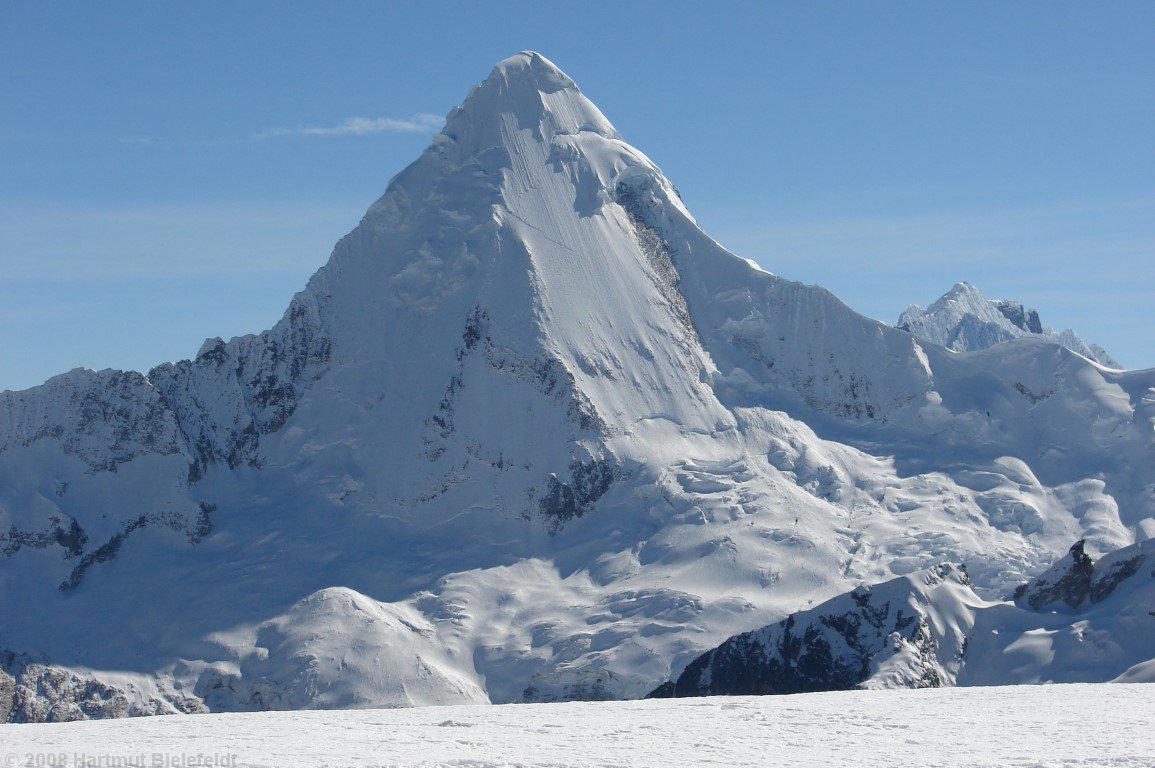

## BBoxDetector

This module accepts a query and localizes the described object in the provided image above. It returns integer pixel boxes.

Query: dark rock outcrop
[0,650,205,722]
[649,564,974,698]
[995,300,1044,335]
[538,458,616,532]
[1014,539,1148,612]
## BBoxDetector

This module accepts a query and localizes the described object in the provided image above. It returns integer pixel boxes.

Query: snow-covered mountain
[3,52,1154,721]
[649,563,979,698]
[650,537,1155,698]
[897,282,1121,368]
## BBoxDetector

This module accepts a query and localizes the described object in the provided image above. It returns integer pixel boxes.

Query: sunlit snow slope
[2,52,1154,720]
[898,281,1121,368]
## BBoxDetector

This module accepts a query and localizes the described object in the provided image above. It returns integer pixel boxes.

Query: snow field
[3,683,1152,768]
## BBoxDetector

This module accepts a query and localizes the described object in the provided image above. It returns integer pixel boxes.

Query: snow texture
[654,538,1155,697]
[652,564,978,697]
[2,684,1153,768]
[2,52,1155,718]
[897,281,1121,368]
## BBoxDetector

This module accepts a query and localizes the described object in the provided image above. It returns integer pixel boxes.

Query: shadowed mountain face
[649,565,978,699]
[2,52,1154,721]
[651,538,1155,699]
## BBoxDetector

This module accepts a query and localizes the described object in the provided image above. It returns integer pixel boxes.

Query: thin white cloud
[263,113,444,139]
[118,114,444,146]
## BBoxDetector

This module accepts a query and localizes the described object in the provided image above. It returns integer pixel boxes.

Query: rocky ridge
[2,53,1153,719]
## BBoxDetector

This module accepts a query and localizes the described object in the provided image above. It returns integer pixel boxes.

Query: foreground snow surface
[5,51,1155,715]
[3,684,1152,768]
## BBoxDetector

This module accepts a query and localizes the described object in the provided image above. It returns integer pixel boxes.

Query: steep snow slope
[2,52,1153,718]
[898,281,1121,368]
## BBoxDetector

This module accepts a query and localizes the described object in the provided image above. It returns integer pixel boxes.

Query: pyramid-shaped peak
[929,282,992,313]
[945,281,984,300]
[490,51,577,93]
[439,52,620,160]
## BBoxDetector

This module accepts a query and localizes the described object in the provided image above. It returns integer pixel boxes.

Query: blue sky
[1,2,1152,390]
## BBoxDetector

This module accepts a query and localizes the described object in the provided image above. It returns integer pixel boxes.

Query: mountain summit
[2,54,1153,720]
[897,282,1120,368]
[442,51,620,152]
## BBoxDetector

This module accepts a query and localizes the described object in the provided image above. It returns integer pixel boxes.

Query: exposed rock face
[149,290,332,481]
[538,459,616,532]
[651,539,1155,698]
[0,291,331,591]
[995,300,1044,335]
[1014,539,1148,611]
[650,565,977,698]
[1,52,1153,719]
[0,369,184,473]
[0,651,205,723]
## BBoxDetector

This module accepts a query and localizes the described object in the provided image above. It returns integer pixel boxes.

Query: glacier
[2,52,1154,720]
